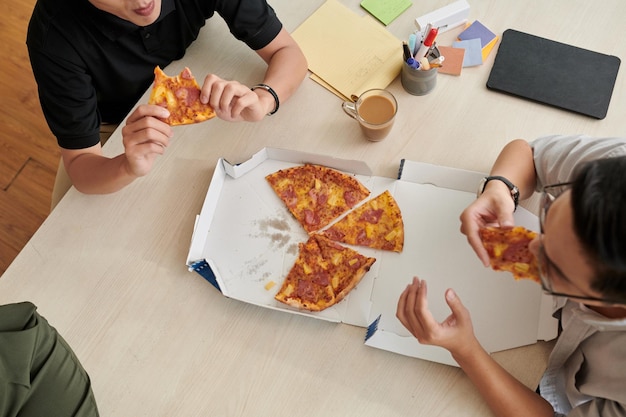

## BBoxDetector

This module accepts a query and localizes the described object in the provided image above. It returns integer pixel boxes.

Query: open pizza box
[186,148,558,367]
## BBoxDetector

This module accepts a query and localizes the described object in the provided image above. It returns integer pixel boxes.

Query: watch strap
[481,175,520,209]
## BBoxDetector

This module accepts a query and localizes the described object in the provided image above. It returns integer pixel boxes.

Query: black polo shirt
[27,0,282,149]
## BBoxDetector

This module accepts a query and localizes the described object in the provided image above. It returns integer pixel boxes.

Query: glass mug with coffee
[342,89,397,141]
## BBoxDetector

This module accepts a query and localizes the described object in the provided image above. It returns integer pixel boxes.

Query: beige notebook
[292,0,403,101]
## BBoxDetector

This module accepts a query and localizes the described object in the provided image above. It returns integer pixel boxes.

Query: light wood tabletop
[1,0,624,415]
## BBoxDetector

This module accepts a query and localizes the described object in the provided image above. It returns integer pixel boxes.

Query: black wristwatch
[477,175,520,210]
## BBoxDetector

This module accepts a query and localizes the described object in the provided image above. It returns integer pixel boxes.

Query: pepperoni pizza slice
[274,235,376,311]
[265,164,371,233]
[479,226,540,282]
[148,66,216,126]
[320,190,404,252]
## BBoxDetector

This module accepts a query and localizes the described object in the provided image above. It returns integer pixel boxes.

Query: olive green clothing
[0,302,99,417]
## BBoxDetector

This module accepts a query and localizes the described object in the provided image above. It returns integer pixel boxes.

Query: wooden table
[2,1,624,415]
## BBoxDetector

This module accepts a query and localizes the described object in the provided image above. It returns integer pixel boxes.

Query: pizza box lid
[186,147,557,367]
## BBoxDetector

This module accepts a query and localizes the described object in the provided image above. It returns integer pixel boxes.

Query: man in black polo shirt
[27,0,307,204]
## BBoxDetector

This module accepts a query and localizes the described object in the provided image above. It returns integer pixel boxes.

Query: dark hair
[570,156,626,303]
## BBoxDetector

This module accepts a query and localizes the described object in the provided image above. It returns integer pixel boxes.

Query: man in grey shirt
[397,135,626,417]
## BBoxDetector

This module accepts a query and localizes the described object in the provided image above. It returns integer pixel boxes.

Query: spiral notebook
[487,29,621,119]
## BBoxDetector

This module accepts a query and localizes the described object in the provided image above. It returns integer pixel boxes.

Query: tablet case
[487,29,621,119]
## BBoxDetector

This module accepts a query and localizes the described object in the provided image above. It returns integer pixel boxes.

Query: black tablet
[487,29,621,119]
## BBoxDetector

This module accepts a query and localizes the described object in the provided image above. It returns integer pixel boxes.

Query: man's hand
[200,74,269,122]
[459,182,516,267]
[396,277,480,359]
[121,104,173,177]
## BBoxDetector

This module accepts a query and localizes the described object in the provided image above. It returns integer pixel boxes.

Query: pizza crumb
[264,281,276,291]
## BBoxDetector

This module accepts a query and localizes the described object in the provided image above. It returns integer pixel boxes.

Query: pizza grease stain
[253,217,293,249]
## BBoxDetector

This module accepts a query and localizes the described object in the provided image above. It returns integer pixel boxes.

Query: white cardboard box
[187,148,557,366]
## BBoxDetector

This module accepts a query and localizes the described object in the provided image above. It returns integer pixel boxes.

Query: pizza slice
[265,164,370,233]
[314,234,377,302]
[148,66,216,126]
[479,226,540,282]
[274,235,376,311]
[320,190,404,252]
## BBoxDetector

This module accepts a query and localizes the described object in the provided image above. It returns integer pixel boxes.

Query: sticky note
[458,20,496,47]
[360,0,412,26]
[458,20,499,61]
[436,46,465,76]
[452,38,483,67]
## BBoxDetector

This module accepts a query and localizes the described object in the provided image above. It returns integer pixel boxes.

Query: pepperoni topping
[355,230,373,246]
[344,190,360,207]
[323,228,345,241]
[316,191,328,206]
[311,271,330,286]
[181,67,194,80]
[176,87,200,106]
[359,208,383,224]
[296,280,317,301]
[280,186,298,208]
[502,242,532,263]
[303,209,320,226]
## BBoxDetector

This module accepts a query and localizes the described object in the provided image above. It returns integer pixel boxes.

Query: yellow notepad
[292,0,403,101]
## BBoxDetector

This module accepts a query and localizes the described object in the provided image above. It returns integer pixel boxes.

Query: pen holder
[401,62,438,96]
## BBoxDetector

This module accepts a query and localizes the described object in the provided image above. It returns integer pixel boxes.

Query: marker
[429,56,445,66]
[412,30,424,54]
[406,57,420,69]
[408,33,417,58]
[402,41,412,61]
[415,27,439,59]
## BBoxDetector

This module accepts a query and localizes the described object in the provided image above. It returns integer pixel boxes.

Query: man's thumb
[445,289,467,318]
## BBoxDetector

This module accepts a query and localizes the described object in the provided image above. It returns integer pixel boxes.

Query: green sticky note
[361,0,412,26]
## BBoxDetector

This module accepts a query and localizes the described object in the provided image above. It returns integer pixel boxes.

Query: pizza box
[186,148,557,366]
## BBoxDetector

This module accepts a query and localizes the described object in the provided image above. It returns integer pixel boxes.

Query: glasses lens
[537,242,552,292]
[539,192,555,233]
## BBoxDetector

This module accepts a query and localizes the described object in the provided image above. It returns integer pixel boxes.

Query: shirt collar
[574,301,626,331]
[87,0,177,41]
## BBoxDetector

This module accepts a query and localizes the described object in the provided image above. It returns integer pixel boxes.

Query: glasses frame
[538,182,624,305]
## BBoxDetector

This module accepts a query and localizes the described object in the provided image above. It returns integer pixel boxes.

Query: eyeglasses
[538,182,621,304]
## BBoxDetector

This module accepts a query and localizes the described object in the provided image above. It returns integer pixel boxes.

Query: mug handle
[342,101,358,120]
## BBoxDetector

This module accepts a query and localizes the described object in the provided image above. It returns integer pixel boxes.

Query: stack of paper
[453,20,498,67]
[292,0,403,101]
[435,20,498,75]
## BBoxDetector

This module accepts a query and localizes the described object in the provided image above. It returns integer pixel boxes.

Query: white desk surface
[2,1,625,415]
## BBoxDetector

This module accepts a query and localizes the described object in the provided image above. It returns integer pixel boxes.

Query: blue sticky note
[458,20,497,48]
[452,38,483,67]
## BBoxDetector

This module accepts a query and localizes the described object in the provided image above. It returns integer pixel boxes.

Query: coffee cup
[342,89,397,142]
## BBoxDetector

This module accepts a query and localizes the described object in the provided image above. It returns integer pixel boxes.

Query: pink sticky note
[436,46,465,76]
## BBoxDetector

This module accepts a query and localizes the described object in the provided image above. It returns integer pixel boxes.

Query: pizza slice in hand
[148,66,216,126]
[479,226,540,283]
[274,235,376,311]
[321,190,404,252]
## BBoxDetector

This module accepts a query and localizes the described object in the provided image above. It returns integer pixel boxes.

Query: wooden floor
[0,0,60,276]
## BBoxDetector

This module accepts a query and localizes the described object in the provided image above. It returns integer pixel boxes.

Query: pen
[402,41,412,61]
[406,57,420,69]
[408,33,417,58]
[412,30,424,55]
[429,56,445,67]
[415,27,439,60]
